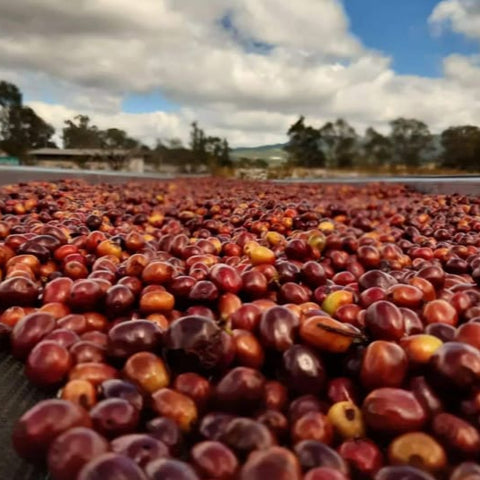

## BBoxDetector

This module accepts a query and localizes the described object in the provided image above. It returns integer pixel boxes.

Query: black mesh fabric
[0,351,49,480]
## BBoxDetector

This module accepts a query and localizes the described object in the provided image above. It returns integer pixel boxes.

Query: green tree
[100,127,139,150]
[363,127,392,167]
[190,122,201,151]
[333,119,358,168]
[441,125,480,171]
[284,116,325,168]
[218,138,232,167]
[1,106,55,157]
[318,118,358,168]
[253,158,268,168]
[167,138,184,149]
[62,115,103,148]
[0,81,22,108]
[389,118,433,167]
[0,80,55,160]
[204,136,232,169]
[149,136,196,171]
[317,121,336,167]
[101,128,142,170]
[190,121,208,169]
[189,122,231,171]
[63,116,145,170]
[205,136,222,159]
[147,139,165,170]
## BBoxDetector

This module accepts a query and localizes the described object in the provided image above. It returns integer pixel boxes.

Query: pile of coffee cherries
[2,178,480,479]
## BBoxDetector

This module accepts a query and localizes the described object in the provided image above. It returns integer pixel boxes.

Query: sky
[0,0,479,148]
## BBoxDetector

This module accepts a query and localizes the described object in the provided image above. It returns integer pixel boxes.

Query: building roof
[29,148,140,156]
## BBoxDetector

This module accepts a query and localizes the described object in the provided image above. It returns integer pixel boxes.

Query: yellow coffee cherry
[327,401,365,439]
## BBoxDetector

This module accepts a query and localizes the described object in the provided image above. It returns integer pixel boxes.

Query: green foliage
[190,122,208,167]
[62,115,103,149]
[100,127,140,170]
[363,127,392,167]
[283,116,446,172]
[167,138,184,149]
[0,80,55,160]
[327,119,358,169]
[237,157,269,169]
[62,116,142,170]
[156,146,196,169]
[101,127,139,150]
[389,118,433,167]
[219,139,232,168]
[0,81,22,108]
[441,125,480,170]
[190,122,232,170]
[285,117,358,169]
[284,116,325,168]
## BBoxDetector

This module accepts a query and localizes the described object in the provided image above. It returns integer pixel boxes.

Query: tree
[218,139,232,168]
[190,121,201,151]
[204,136,232,169]
[284,116,325,168]
[441,126,480,171]
[253,158,268,169]
[332,119,358,168]
[1,106,55,157]
[190,121,208,168]
[62,115,103,149]
[317,121,336,167]
[147,139,165,170]
[389,118,433,167]
[100,128,139,150]
[318,118,358,168]
[0,80,55,159]
[62,116,144,170]
[205,136,222,159]
[167,138,184,149]
[0,81,20,151]
[0,81,22,108]
[189,122,231,170]
[363,127,392,167]
[99,127,139,170]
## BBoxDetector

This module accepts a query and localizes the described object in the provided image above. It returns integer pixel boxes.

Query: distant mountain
[232,134,443,166]
[231,143,288,164]
[233,143,286,152]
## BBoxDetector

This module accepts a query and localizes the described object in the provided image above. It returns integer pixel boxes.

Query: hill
[231,144,288,164]
[231,134,443,166]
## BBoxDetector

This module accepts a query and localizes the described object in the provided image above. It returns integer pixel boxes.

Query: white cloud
[28,101,189,147]
[28,101,298,148]
[228,0,362,58]
[429,0,480,40]
[443,54,480,88]
[0,0,479,147]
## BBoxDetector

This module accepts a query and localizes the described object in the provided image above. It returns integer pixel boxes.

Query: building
[0,150,20,166]
[28,148,145,173]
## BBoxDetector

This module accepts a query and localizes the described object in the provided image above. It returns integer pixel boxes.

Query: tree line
[0,80,231,171]
[284,116,480,171]
[2,79,480,172]
[0,81,56,158]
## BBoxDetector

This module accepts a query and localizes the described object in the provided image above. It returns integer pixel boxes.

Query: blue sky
[122,91,178,114]
[344,0,478,78]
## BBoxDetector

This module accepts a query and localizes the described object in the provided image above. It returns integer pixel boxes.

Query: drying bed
[1,177,480,479]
